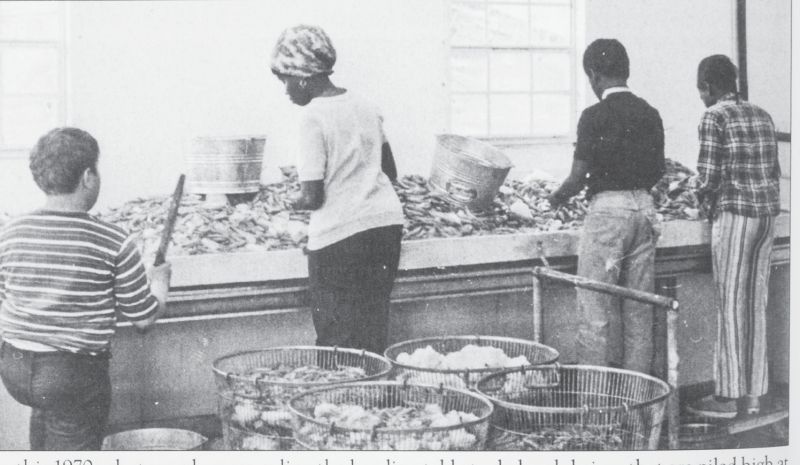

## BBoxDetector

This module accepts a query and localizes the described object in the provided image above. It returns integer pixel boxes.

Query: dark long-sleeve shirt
[574,90,665,198]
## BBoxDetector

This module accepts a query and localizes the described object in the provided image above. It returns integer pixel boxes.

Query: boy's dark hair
[583,39,630,80]
[698,54,738,94]
[29,127,99,195]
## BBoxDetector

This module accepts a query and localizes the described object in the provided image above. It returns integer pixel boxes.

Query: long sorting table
[155,214,790,317]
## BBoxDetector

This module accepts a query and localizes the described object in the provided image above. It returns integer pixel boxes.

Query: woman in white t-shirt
[270,25,404,354]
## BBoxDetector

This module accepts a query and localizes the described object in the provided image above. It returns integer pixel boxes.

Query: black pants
[307,225,402,354]
[0,341,111,450]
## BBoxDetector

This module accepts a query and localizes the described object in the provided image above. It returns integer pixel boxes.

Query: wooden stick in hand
[153,174,185,267]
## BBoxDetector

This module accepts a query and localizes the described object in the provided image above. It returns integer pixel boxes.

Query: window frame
[446,0,585,145]
[0,2,68,158]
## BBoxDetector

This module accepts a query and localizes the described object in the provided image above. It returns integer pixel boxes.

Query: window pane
[531,5,571,46]
[0,3,61,41]
[1,98,59,148]
[450,50,488,92]
[450,2,486,45]
[490,94,530,136]
[488,4,528,46]
[451,94,488,135]
[490,50,530,92]
[532,52,570,91]
[2,47,60,94]
[532,94,570,136]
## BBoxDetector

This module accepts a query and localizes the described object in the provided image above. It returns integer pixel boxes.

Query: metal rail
[531,266,680,450]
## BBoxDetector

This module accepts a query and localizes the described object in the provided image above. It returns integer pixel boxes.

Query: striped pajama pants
[711,211,775,399]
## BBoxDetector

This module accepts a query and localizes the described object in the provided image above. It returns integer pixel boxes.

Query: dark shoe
[737,395,761,417]
[686,395,737,419]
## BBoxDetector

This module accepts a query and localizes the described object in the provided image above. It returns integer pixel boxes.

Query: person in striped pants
[687,55,781,419]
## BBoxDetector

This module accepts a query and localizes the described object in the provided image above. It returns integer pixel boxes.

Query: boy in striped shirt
[0,127,171,450]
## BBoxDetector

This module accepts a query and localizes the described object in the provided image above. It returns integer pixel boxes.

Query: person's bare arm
[547,159,589,208]
[382,142,398,182]
[292,180,325,210]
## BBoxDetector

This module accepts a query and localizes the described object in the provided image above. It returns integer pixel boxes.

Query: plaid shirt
[696,93,781,218]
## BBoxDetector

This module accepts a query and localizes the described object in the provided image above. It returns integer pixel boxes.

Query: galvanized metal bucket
[102,428,207,450]
[429,134,512,211]
[678,422,736,449]
[186,136,266,195]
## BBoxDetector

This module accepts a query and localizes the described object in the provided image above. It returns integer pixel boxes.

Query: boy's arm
[646,113,666,189]
[292,114,326,211]
[114,237,168,331]
[135,262,170,330]
[548,111,592,208]
[696,112,725,215]
[292,181,324,210]
[548,159,589,208]
[382,142,398,182]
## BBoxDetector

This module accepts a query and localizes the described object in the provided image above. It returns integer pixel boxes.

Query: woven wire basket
[212,346,392,450]
[218,402,309,451]
[475,365,672,451]
[384,335,559,389]
[288,381,494,450]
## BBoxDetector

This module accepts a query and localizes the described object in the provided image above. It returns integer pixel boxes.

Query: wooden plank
[170,247,307,287]
[168,214,790,288]
[727,411,789,435]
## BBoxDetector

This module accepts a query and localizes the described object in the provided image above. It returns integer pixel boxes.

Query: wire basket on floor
[212,346,393,450]
[384,335,559,389]
[475,365,672,451]
[288,381,494,450]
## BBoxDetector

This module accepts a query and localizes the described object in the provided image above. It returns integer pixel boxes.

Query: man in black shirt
[548,39,665,374]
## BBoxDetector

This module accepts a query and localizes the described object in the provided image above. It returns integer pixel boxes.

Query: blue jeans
[0,341,111,450]
[575,190,659,374]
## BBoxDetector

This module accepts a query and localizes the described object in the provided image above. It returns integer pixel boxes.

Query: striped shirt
[0,211,158,355]
[696,93,781,218]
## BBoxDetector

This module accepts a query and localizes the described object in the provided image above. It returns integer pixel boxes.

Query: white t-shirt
[297,91,404,250]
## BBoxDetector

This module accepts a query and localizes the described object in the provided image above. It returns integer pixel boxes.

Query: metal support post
[532,273,543,343]
[532,266,680,449]
[657,277,680,450]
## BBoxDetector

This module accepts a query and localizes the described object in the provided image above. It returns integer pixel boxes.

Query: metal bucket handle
[521,362,562,389]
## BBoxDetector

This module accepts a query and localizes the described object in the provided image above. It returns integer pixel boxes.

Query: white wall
[746,0,791,209]
[0,0,789,212]
[66,0,448,212]
[585,0,736,170]
[747,0,791,132]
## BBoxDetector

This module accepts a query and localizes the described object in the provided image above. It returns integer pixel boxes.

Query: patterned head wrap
[270,25,337,78]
